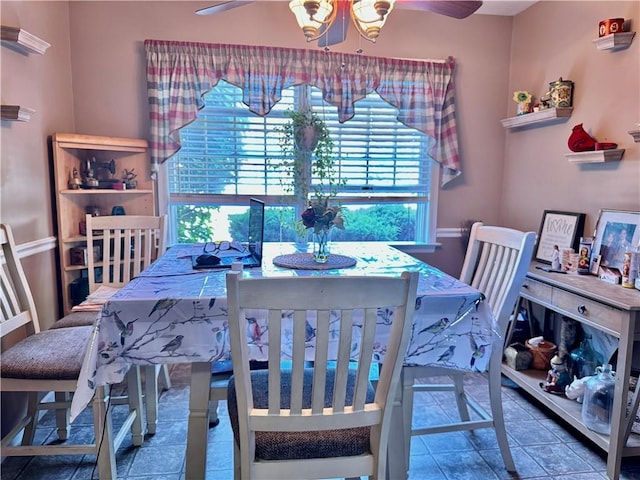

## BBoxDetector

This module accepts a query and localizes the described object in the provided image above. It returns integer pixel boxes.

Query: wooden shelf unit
[51,133,156,315]
[505,266,640,480]
[1,25,50,54]
[501,107,573,129]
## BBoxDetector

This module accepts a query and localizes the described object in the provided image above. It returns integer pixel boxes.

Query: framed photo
[534,210,586,263]
[591,209,640,272]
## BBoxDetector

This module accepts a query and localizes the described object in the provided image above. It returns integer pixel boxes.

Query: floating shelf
[1,25,50,54]
[593,32,635,51]
[565,149,625,164]
[1,105,35,122]
[629,130,640,143]
[501,107,573,129]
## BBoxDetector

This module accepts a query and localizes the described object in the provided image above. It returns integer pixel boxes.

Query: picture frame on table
[591,209,640,273]
[534,210,586,264]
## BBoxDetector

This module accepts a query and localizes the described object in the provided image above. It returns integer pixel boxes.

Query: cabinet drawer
[551,289,624,336]
[521,278,552,303]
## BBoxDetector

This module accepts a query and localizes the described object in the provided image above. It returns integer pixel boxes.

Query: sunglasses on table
[203,240,246,255]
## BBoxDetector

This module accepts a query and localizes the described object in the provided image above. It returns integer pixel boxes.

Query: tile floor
[3,364,640,480]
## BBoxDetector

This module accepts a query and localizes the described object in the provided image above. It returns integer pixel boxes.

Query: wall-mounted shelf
[1,25,50,54]
[1,105,35,122]
[593,32,635,51]
[501,107,573,129]
[565,149,625,164]
[629,130,640,143]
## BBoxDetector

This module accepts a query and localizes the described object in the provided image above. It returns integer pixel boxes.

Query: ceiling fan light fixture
[289,0,336,41]
[351,0,395,42]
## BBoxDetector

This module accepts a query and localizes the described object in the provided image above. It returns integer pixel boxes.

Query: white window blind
[170,82,431,199]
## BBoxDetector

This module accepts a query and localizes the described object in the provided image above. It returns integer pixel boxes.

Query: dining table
[70,242,498,479]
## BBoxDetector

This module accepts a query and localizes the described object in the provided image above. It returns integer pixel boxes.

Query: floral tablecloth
[70,242,495,421]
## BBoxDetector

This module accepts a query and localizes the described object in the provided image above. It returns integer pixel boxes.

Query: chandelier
[289,0,396,44]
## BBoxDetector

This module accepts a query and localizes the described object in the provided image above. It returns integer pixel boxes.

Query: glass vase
[313,228,332,264]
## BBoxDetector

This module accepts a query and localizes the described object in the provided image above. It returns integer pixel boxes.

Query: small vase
[313,228,332,264]
[516,102,530,115]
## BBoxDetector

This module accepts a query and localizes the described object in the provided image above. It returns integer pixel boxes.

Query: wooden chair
[52,214,171,435]
[400,223,536,474]
[0,223,140,479]
[225,270,418,479]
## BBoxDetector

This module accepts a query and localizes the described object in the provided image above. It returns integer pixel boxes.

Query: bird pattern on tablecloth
[160,335,184,355]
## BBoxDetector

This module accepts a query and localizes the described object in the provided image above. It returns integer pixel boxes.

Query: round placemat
[272,253,357,270]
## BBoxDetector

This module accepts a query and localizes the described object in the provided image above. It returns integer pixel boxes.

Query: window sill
[390,242,440,255]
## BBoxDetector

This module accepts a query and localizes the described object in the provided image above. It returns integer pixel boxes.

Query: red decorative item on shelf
[595,142,618,150]
[599,18,625,37]
[568,124,596,152]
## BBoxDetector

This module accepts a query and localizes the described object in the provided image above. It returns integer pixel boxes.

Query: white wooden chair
[0,223,140,479]
[401,223,536,474]
[225,270,418,480]
[53,214,171,435]
[86,214,171,434]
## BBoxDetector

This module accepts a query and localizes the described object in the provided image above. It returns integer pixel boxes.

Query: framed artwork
[534,210,586,263]
[591,209,640,272]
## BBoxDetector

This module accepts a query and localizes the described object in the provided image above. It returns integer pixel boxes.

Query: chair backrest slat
[85,215,166,293]
[267,309,282,414]
[0,224,39,339]
[312,309,330,413]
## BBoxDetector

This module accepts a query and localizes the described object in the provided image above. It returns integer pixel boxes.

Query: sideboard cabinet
[51,133,156,315]
[502,264,640,480]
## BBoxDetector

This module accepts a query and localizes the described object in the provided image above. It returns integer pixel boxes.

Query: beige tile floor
[3,364,640,480]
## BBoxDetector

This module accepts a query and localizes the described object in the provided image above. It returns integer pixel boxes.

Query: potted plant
[273,108,345,261]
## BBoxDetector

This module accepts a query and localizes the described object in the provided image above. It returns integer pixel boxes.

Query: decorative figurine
[123,168,137,189]
[82,157,99,188]
[551,245,561,271]
[540,354,572,394]
[68,167,82,190]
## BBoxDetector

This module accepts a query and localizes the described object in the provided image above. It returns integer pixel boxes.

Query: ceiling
[476,1,538,16]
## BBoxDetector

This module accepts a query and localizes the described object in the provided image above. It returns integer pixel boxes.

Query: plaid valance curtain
[144,40,461,185]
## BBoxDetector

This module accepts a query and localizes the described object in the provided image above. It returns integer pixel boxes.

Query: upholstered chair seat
[227,368,375,461]
[1,326,92,380]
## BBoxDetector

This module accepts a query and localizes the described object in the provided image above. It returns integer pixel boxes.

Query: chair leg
[401,367,415,471]
[54,391,71,440]
[159,364,172,391]
[92,386,117,479]
[127,366,145,446]
[452,374,471,422]
[21,392,40,445]
[209,400,220,427]
[144,365,160,435]
[489,359,515,472]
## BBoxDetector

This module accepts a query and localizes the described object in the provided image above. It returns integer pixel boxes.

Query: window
[163,81,439,245]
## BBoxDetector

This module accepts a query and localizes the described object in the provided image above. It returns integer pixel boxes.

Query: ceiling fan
[195,0,483,47]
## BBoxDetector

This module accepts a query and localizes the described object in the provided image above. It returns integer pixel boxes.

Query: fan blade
[318,0,350,47]
[398,1,483,19]
[195,1,254,16]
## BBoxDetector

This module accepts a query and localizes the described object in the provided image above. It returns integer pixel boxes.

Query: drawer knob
[578,304,587,314]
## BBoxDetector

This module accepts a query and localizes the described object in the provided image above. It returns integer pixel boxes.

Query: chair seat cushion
[228,368,375,461]
[1,326,93,380]
[50,311,98,329]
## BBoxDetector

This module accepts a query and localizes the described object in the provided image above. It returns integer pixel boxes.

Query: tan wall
[502,1,640,237]
[1,1,74,327]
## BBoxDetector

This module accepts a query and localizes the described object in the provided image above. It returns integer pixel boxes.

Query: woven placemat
[272,253,357,270]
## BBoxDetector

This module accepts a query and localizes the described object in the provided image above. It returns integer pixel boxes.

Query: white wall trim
[436,227,462,238]
[18,236,57,258]
[8,236,57,259]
